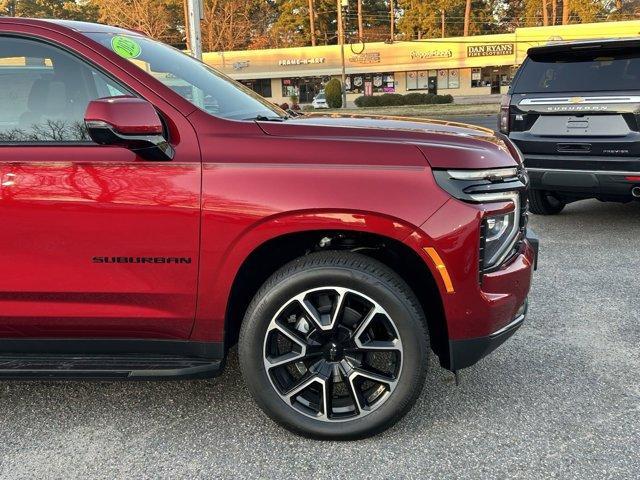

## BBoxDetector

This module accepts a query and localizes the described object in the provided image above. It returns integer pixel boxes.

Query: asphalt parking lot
[0,199,638,479]
[436,114,497,130]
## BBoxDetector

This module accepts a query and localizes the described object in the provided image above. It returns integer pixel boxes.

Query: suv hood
[257,113,520,169]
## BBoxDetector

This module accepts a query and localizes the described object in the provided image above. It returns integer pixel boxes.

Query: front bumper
[449,301,527,371]
[416,196,538,371]
[447,228,537,371]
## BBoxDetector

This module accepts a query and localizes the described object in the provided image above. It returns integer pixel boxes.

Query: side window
[0,36,131,143]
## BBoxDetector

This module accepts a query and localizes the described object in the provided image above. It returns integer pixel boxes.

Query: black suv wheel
[528,189,566,215]
[239,251,429,439]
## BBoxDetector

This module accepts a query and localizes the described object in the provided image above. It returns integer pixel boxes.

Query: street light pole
[357,0,363,41]
[389,0,394,41]
[308,0,317,47]
[337,0,347,108]
[186,0,203,60]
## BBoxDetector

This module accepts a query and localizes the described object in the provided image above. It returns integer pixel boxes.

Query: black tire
[528,189,566,215]
[238,251,429,440]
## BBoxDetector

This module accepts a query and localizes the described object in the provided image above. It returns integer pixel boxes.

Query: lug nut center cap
[324,341,344,362]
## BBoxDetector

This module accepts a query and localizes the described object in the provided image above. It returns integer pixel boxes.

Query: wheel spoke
[296,296,325,330]
[285,374,319,401]
[354,338,401,351]
[329,288,348,329]
[351,367,398,389]
[263,321,309,371]
[321,372,334,420]
[265,350,305,369]
[271,322,308,349]
[353,305,383,348]
[341,366,363,415]
[284,372,331,419]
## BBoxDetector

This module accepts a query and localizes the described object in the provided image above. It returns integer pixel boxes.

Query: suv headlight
[478,193,520,270]
[432,168,527,272]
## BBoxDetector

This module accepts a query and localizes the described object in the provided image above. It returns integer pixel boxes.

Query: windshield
[85,32,286,120]
[514,50,640,94]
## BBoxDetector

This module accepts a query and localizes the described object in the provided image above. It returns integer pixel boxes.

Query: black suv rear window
[513,50,640,93]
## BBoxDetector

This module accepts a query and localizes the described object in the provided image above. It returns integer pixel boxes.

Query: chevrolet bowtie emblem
[570,97,585,104]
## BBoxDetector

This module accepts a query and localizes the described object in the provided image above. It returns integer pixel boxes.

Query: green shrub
[353,92,454,108]
[432,94,454,104]
[354,95,380,107]
[403,92,429,105]
[324,79,342,108]
[378,93,405,106]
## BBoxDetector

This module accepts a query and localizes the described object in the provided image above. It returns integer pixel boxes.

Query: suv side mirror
[84,96,174,161]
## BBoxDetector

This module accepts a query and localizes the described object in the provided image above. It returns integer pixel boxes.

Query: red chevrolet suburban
[0,18,537,439]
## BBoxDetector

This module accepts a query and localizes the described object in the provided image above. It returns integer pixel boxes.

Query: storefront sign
[467,43,514,57]
[278,57,326,66]
[410,49,453,60]
[348,52,381,64]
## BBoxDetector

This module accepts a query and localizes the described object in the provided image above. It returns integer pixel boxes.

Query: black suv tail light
[498,94,511,134]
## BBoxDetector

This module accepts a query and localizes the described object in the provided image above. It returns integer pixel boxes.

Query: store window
[281,78,299,98]
[410,69,457,90]
[281,77,325,103]
[345,72,395,94]
[437,69,449,89]
[239,78,272,98]
[448,69,459,89]
[471,66,515,88]
[406,71,429,90]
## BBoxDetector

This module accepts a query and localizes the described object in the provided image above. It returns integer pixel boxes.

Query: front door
[0,36,200,339]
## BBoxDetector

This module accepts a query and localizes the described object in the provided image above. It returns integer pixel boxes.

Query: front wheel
[238,251,429,439]
[528,189,566,215]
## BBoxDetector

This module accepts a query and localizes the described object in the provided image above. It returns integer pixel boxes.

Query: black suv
[501,38,640,214]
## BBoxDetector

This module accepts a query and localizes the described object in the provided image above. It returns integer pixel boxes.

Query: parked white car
[311,92,329,109]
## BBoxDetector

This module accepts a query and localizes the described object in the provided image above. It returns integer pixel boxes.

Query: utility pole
[441,10,445,38]
[308,0,317,47]
[389,0,394,42]
[357,0,364,41]
[183,0,191,51]
[186,0,203,60]
[562,0,570,24]
[463,0,471,36]
[337,0,347,108]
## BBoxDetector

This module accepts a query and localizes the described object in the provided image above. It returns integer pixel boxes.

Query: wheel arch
[221,226,450,367]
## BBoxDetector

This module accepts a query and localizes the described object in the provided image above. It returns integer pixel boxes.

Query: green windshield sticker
[111,36,141,59]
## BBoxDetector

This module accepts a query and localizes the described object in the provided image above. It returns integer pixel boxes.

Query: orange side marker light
[423,247,455,294]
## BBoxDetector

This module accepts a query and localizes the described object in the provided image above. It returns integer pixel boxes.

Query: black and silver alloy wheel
[263,287,403,422]
[240,251,429,439]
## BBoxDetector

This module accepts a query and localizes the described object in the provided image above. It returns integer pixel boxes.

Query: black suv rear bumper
[523,155,640,200]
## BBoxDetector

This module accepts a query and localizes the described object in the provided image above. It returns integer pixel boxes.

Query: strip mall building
[203,20,640,105]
